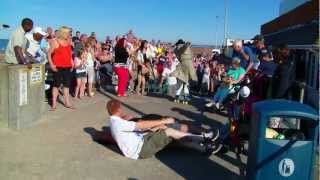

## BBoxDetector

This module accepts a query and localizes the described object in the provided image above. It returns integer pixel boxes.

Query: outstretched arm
[136,117,174,131]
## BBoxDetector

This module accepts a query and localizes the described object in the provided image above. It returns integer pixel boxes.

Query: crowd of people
[4,18,298,159]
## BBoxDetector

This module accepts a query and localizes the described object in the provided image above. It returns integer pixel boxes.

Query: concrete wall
[0,63,46,129]
[0,64,9,128]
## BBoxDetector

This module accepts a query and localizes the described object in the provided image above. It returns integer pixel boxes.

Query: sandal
[64,105,75,109]
[49,107,56,111]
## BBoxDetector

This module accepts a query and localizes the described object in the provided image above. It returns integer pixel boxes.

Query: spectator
[72,31,81,43]
[250,35,268,70]
[126,38,138,94]
[84,38,96,97]
[105,36,112,45]
[114,38,130,97]
[201,62,210,94]
[232,40,255,72]
[73,34,87,57]
[226,57,246,84]
[209,60,218,93]
[40,27,54,62]
[73,49,87,99]
[25,27,47,64]
[159,56,179,98]
[206,77,233,109]
[90,32,97,43]
[5,18,33,64]
[48,26,74,110]
[136,40,149,95]
[272,44,296,99]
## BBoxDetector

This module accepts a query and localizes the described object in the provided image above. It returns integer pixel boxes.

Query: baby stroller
[98,63,118,92]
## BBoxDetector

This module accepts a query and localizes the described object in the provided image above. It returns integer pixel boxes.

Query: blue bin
[247,100,319,180]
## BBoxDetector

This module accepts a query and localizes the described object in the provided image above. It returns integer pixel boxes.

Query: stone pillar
[0,63,46,129]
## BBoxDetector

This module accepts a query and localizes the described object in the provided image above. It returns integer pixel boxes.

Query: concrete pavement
[0,91,248,180]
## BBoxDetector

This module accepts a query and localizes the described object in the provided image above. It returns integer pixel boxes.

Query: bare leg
[136,74,142,94]
[52,87,59,109]
[165,128,206,152]
[210,79,215,93]
[74,78,81,98]
[79,80,86,98]
[179,124,202,134]
[63,87,72,107]
[141,76,146,95]
[159,76,164,87]
[88,82,93,96]
[164,128,203,143]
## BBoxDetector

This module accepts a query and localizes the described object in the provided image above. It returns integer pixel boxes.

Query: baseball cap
[175,39,185,46]
[252,34,264,42]
[239,86,250,98]
[33,27,47,36]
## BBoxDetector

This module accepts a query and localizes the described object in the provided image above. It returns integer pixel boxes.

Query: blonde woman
[84,40,95,97]
[48,26,74,110]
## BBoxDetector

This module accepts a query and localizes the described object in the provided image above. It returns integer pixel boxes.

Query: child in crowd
[209,60,218,93]
[209,63,226,94]
[74,49,87,99]
[201,62,210,94]
[206,77,233,109]
[159,56,180,98]
[85,40,96,97]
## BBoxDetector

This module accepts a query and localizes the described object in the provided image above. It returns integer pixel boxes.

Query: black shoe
[202,142,223,156]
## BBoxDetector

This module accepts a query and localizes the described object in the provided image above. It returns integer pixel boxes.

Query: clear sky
[0,0,279,45]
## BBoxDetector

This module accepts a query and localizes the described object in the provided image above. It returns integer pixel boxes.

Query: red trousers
[114,66,129,96]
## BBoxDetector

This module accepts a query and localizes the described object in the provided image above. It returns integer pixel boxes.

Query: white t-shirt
[202,67,210,83]
[25,33,41,57]
[109,115,144,160]
[137,50,144,64]
[86,52,94,68]
[162,58,180,85]
[74,57,87,74]
[162,68,177,85]
[146,45,156,59]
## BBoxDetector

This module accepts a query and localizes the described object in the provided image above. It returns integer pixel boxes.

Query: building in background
[261,0,318,46]
[261,0,319,109]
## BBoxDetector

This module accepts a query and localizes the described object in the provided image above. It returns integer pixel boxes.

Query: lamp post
[215,16,219,49]
[223,0,228,47]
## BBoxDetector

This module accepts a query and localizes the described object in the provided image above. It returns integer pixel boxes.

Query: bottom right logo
[278,158,295,177]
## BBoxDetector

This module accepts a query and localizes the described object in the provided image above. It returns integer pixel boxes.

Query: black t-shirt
[72,36,80,43]
[114,46,129,64]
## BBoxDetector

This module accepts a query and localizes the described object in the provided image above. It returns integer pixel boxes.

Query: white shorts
[87,67,95,83]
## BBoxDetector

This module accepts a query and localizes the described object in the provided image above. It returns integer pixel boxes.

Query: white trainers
[205,102,214,107]
[215,103,220,109]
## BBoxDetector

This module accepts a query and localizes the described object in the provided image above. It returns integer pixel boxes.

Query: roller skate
[182,95,191,105]
[174,95,184,104]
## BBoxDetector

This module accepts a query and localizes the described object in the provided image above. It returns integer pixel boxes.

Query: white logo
[278,158,295,177]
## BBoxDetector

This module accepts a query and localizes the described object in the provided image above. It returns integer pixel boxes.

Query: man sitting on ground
[105,99,221,159]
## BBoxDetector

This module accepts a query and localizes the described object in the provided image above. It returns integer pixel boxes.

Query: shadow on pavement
[156,148,243,180]
[171,107,223,129]
[83,127,121,155]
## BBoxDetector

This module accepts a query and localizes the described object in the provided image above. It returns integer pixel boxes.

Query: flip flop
[65,105,75,110]
[49,107,56,111]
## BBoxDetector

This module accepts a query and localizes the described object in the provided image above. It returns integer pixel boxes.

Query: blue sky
[0,0,279,45]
